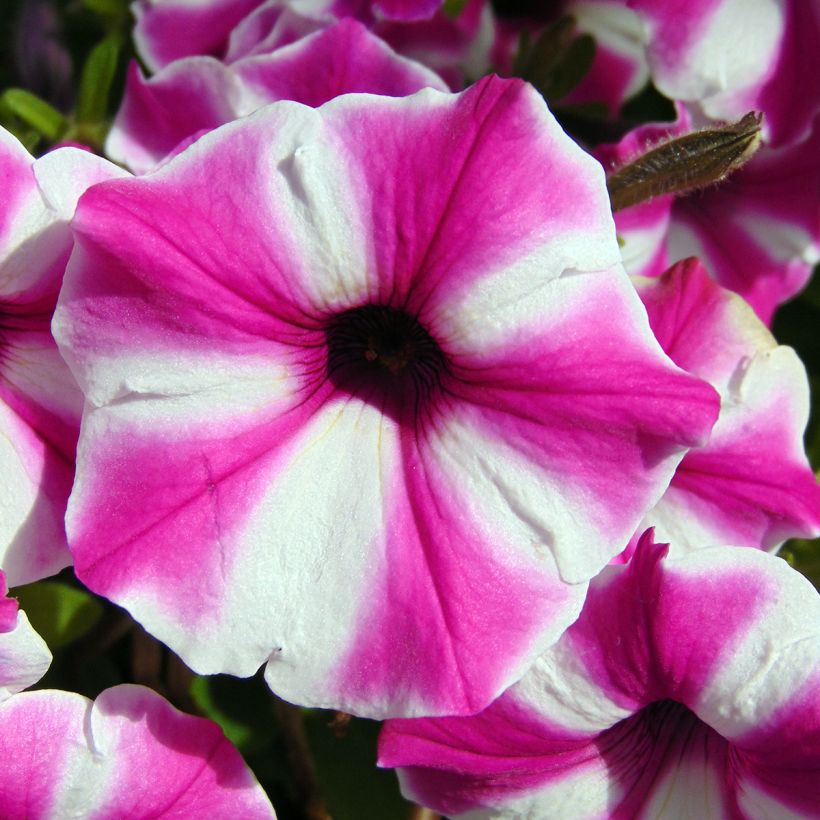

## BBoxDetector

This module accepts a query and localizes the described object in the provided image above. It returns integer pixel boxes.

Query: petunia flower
[0,569,52,703]
[0,684,276,817]
[631,257,820,554]
[54,77,718,718]
[380,531,820,818]
[598,113,820,324]
[132,0,445,72]
[628,0,820,148]
[131,0,498,94]
[107,20,448,174]
[0,128,127,586]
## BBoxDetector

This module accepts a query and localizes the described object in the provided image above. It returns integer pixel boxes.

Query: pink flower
[132,0,445,72]
[107,20,448,174]
[0,570,52,703]
[55,77,718,718]
[0,129,126,585]
[380,531,820,818]
[632,258,820,553]
[629,0,820,148]
[0,684,276,817]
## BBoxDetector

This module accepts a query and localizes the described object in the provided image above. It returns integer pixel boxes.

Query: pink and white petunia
[107,20,447,174]
[0,128,127,586]
[380,531,820,818]
[0,683,276,817]
[55,77,718,718]
[212,0,496,92]
[133,0,277,71]
[599,113,820,324]
[629,0,820,148]
[632,258,820,554]
[0,570,52,703]
[132,0,445,72]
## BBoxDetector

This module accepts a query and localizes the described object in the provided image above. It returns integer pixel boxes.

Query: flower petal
[132,0,264,71]
[634,259,820,552]
[109,21,447,174]
[0,571,51,704]
[435,270,719,582]
[0,685,276,817]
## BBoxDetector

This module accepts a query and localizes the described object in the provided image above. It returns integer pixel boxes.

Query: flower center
[324,305,447,417]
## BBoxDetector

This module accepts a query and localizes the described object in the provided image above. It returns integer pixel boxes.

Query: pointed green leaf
[0,89,67,142]
[77,37,121,125]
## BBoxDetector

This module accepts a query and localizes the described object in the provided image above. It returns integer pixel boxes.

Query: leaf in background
[76,36,121,126]
[0,87,66,141]
[82,0,129,16]
[189,673,277,755]
[781,537,820,589]
[12,580,103,649]
[305,712,411,820]
[514,16,575,90]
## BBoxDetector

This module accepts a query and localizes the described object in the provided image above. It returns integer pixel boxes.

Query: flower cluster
[0,0,818,816]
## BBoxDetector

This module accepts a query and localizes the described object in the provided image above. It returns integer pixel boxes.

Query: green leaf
[82,0,128,15]
[189,673,274,755]
[0,89,67,142]
[76,36,121,125]
[781,538,820,589]
[516,16,575,90]
[12,581,103,649]
[305,712,410,820]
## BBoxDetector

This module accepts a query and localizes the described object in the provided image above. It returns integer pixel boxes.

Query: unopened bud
[606,112,763,212]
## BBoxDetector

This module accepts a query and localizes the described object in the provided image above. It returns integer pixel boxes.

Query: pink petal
[631,0,820,148]
[0,686,276,817]
[132,0,265,72]
[1,135,125,585]
[109,21,446,174]
[633,259,820,552]
[234,19,447,106]
[0,571,51,703]
[373,0,496,90]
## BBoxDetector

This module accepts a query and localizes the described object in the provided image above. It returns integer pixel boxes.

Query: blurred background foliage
[2,0,818,817]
